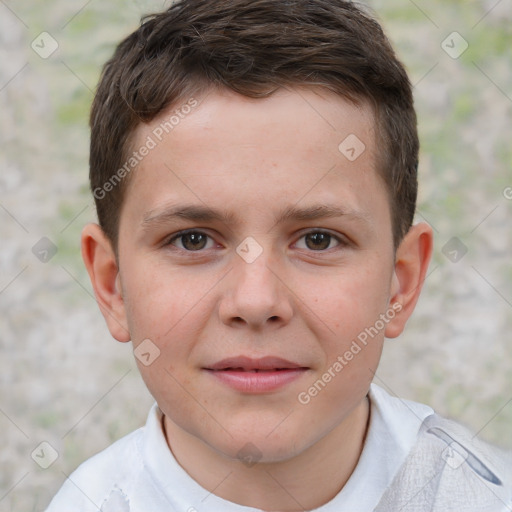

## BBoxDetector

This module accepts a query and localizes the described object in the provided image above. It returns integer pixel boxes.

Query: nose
[218,248,293,330]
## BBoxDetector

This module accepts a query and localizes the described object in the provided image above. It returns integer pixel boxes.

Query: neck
[163,396,370,511]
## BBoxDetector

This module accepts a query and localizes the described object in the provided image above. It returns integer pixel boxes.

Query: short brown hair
[90,0,418,250]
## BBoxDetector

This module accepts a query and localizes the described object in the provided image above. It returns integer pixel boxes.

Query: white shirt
[44,384,436,511]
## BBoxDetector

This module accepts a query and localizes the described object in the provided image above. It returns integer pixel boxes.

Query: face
[107,88,405,462]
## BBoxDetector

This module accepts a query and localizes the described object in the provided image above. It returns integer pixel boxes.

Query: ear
[81,223,131,342]
[384,222,433,339]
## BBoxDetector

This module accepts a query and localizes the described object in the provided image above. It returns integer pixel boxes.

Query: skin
[82,87,433,511]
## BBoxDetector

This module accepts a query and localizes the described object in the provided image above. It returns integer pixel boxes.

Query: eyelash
[165,229,347,253]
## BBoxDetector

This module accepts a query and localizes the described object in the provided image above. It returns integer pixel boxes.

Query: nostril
[269,316,279,322]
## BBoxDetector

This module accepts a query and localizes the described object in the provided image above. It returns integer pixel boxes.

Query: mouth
[205,355,308,371]
[215,368,296,372]
[203,356,309,393]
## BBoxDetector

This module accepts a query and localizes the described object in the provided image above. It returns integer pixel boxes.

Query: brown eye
[295,231,341,251]
[169,231,213,251]
[305,232,331,250]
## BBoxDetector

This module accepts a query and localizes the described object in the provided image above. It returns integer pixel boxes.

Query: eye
[295,231,343,251]
[167,230,216,251]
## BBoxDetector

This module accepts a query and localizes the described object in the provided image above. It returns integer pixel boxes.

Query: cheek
[121,263,215,390]
[122,262,209,340]
[295,269,388,420]
[124,266,207,409]
[299,263,392,342]
[293,261,392,403]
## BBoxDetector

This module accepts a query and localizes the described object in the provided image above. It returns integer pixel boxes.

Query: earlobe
[81,223,131,342]
[384,222,433,339]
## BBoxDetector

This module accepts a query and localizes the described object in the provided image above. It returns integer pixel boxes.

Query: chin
[212,423,319,466]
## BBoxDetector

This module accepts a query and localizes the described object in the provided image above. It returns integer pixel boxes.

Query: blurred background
[0,0,511,509]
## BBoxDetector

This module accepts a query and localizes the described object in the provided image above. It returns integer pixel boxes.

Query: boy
[46,0,511,510]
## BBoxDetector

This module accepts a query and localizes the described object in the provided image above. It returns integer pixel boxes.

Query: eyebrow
[142,203,370,229]
[276,204,370,224]
[142,205,237,227]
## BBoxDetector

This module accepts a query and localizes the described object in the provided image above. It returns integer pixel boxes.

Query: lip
[206,355,306,371]
[203,356,309,393]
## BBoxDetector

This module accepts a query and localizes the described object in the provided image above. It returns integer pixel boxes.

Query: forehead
[121,87,388,232]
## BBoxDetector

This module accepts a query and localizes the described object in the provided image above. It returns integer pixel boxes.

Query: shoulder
[373,392,512,511]
[421,413,512,489]
[45,426,144,511]
[45,403,171,512]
